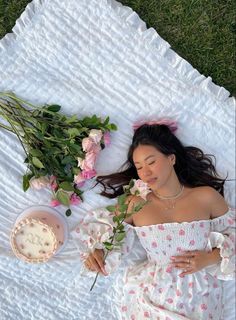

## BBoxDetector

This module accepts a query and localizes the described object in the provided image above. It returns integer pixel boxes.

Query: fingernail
[170,257,175,260]
[101,267,108,275]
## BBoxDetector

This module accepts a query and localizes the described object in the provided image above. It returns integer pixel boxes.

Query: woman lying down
[73,121,235,320]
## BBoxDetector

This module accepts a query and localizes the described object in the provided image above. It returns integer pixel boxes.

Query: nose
[142,166,152,177]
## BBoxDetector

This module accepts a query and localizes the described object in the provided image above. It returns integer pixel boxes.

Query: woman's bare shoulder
[191,186,228,218]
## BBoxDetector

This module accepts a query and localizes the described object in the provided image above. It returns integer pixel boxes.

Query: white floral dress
[72,208,235,320]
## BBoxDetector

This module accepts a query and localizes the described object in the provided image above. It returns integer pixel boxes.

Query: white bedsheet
[0,0,235,319]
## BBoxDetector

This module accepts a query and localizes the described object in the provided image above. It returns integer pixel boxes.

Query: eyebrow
[134,155,155,164]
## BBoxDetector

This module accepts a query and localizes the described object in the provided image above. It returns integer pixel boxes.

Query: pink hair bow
[133,119,178,133]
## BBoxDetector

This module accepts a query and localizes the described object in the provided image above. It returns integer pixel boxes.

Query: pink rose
[76,181,85,188]
[29,176,50,190]
[81,152,97,171]
[129,179,151,200]
[74,172,85,184]
[89,129,103,144]
[82,137,96,152]
[82,169,96,180]
[50,199,61,207]
[103,131,111,146]
[70,193,82,205]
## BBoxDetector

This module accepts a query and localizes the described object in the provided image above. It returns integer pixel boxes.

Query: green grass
[0,0,235,95]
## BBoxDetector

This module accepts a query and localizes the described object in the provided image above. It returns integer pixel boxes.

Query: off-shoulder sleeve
[206,208,236,280]
[71,208,135,276]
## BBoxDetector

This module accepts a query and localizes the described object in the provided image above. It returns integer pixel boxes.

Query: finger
[172,262,192,269]
[93,250,105,268]
[91,257,108,276]
[93,251,108,275]
[179,269,195,277]
[170,256,193,263]
[181,251,198,255]
[87,256,102,273]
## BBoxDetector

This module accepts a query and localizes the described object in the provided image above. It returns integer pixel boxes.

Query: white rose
[130,179,151,200]
[89,129,103,144]
[29,176,50,190]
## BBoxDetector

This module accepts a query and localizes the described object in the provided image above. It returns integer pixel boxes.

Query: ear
[168,154,176,165]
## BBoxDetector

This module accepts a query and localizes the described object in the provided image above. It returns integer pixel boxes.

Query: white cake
[10,206,68,263]
[11,218,57,263]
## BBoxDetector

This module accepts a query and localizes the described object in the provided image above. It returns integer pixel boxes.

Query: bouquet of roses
[90,179,150,291]
[0,92,117,216]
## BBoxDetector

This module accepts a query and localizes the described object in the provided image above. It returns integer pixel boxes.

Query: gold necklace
[153,185,184,211]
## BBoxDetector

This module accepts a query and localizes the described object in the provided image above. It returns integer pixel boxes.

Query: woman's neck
[153,173,183,198]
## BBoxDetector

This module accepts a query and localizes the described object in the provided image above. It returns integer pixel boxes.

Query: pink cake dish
[10,205,68,263]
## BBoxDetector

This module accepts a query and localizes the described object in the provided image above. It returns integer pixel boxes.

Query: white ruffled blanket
[0,0,235,319]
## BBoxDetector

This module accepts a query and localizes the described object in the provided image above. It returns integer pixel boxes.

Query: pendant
[163,200,176,211]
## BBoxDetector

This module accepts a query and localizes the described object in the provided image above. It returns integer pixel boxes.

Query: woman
[76,121,235,320]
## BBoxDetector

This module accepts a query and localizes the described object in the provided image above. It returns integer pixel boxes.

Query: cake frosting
[10,208,67,263]
[11,218,57,263]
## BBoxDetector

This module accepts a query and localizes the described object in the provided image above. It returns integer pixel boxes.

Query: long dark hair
[96,124,226,198]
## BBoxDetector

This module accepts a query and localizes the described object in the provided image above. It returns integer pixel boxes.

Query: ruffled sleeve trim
[206,207,235,280]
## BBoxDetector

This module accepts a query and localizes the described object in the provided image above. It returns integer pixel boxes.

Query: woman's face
[132,144,175,190]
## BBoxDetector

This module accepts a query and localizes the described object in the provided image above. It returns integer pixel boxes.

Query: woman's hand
[84,249,108,276]
[170,248,222,277]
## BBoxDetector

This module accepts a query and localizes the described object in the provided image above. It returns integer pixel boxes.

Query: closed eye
[148,161,156,165]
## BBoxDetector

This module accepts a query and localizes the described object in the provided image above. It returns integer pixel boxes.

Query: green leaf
[72,167,80,175]
[129,179,135,188]
[134,202,146,212]
[22,174,32,192]
[47,104,61,112]
[103,116,110,126]
[115,232,126,242]
[119,204,128,212]
[118,194,126,206]
[117,212,125,220]
[41,122,48,134]
[65,209,72,217]
[118,224,124,230]
[112,216,119,223]
[56,189,70,206]
[67,128,81,137]
[35,132,44,140]
[65,115,80,124]
[106,205,116,212]
[59,181,74,191]
[61,156,74,165]
[110,123,117,131]
[69,143,82,153]
[29,149,43,158]
[32,157,44,169]
[103,242,113,250]
[52,128,62,138]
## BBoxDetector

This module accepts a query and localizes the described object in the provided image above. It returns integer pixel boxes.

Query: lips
[147,178,157,184]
